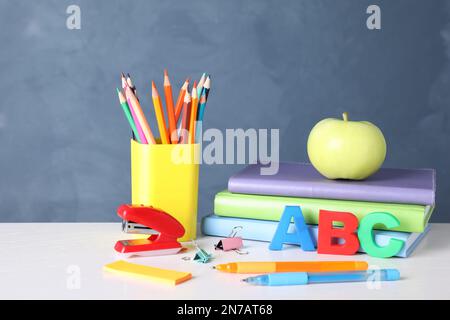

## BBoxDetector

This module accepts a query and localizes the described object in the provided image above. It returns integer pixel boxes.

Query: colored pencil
[163,69,178,144]
[126,87,156,144]
[121,73,128,90]
[203,75,211,101]
[151,81,170,144]
[189,81,198,144]
[197,76,210,122]
[117,88,141,143]
[127,73,137,96]
[125,88,147,144]
[179,89,191,144]
[197,73,206,96]
[174,78,190,123]
[195,90,207,142]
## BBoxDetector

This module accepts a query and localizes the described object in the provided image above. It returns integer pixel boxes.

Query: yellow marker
[104,260,192,285]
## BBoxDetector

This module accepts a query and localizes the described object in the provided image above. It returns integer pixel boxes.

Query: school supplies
[213,261,368,274]
[195,90,207,142]
[175,78,190,122]
[131,140,200,241]
[214,226,244,252]
[117,88,141,143]
[202,215,431,258]
[242,269,400,286]
[193,247,212,264]
[189,81,199,144]
[197,73,206,96]
[228,162,436,206]
[126,74,137,96]
[214,191,433,233]
[163,69,178,143]
[151,81,170,144]
[114,204,185,258]
[122,220,158,235]
[125,87,156,144]
[104,260,192,285]
[215,237,243,252]
[115,70,210,145]
[203,76,211,101]
[197,76,210,122]
[125,88,147,144]
[121,73,127,90]
[179,91,191,144]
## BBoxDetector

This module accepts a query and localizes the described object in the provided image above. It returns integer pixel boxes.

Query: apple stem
[343,112,349,122]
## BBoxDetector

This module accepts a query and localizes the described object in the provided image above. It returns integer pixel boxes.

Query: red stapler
[114,204,185,258]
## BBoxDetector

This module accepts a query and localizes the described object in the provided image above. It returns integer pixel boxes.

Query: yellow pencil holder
[130,139,200,242]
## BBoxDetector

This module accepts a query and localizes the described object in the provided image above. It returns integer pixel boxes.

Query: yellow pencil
[188,81,198,144]
[151,81,170,144]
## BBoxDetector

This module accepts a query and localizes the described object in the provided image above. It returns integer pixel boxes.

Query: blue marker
[242,269,400,286]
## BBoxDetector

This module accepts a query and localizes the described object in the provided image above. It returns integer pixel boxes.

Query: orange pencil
[179,89,191,144]
[188,81,198,144]
[163,69,178,144]
[125,87,156,144]
[151,81,170,144]
[174,78,190,123]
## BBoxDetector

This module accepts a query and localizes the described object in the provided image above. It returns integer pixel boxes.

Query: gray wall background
[0,0,448,222]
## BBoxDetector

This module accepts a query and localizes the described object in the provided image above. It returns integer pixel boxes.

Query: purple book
[228,162,436,205]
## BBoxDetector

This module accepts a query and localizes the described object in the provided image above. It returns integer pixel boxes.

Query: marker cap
[383,269,401,281]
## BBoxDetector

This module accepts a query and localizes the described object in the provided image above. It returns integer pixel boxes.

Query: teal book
[214,190,433,233]
[202,214,431,258]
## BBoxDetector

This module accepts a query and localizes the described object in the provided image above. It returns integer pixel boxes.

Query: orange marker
[151,81,170,144]
[174,78,190,122]
[163,69,178,144]
[188,81,198,144]
[213,261,369,274]
[125,87,156,144]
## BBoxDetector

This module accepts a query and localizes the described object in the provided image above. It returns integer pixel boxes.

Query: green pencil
[117,88,141,143]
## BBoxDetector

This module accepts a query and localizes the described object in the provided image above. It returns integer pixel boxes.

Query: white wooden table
[0,223,448,300]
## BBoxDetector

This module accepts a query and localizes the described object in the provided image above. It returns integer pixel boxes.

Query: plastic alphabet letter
[358,212,404,258]
[269,206,315,251]
[317,210,360,255]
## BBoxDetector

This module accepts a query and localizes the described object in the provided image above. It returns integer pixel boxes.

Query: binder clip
[214,226,247,254]
[183,241,212,264]
[114,204,185,258]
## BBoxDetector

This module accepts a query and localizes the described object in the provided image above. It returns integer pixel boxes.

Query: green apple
[307,112,386,180]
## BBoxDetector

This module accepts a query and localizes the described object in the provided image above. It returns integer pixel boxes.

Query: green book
[214,191,433,233]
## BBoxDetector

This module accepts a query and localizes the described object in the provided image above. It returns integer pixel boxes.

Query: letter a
[269,206,315,251]
[366,5,381,30]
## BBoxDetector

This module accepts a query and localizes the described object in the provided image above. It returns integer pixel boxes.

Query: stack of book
[202,162,436,258]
